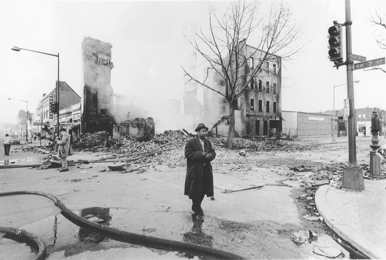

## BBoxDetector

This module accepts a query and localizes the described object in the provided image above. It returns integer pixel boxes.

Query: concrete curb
[0,164,41,169]
[315,185,374,259]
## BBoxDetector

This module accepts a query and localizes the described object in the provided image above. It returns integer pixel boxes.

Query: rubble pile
[211,137,322,152]
[73,131,112,151]
[69,130,335,168]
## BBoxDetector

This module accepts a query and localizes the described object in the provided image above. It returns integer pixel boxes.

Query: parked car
[10,135,21,145]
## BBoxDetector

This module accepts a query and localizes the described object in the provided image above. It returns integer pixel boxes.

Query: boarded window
[273,102,277,113]
[266,101,270,112]
[273,64,277,74]
[273,83,277,94]
[266,82,270,93]
[259,100,263,112]
[259,80,262,90]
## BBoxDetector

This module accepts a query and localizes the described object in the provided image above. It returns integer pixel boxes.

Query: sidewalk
[315,180,386,259]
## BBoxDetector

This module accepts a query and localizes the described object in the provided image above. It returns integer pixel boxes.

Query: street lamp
[332,80,360,142]
[11,46,60,138]
[8,98,29,143]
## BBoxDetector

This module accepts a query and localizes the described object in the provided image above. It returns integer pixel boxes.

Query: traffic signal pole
[345,0,356,165]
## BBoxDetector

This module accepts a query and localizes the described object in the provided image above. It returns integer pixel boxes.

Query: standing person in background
[68,128,74,156]
[184,123,216,216]
[56,128,71,172]
[3,134,11,156]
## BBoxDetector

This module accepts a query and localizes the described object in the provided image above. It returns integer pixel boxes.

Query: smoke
[111,94,186,133]
[110,52,227,134]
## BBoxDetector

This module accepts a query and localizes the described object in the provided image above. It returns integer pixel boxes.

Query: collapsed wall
[113,118,155,141]
[82,37,115,134]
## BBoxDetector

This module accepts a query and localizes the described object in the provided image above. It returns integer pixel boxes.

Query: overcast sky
[1,0,385,124]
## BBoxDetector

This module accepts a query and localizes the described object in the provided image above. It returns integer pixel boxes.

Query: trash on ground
[313,245,342,258]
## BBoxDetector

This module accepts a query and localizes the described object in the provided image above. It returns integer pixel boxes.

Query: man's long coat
[184,136,216,199]
[57,133,70,159]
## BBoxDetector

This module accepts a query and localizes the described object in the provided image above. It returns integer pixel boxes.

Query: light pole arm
[12,45,60,138]
[12,46,59,58]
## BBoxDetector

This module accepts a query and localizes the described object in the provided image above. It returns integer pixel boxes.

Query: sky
[1,0,386,125]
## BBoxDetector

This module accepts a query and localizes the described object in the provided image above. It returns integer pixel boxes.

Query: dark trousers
[4,144,11,156]
[192,193,205,213]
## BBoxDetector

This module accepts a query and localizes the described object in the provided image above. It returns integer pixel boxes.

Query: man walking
[3,134,11,156]
[184,123,216,215]
[56,128,71,172]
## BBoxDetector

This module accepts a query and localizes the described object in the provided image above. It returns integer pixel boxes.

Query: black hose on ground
[0,191,245,260]
[0,226,46,260]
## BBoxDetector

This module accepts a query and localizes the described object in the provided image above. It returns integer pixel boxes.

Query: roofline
[40,81,81,101]
[282,110,333,117]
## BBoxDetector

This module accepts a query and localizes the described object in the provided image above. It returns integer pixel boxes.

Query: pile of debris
[73,131,113,151]
[211,136,323,152]
[68,130,334,168]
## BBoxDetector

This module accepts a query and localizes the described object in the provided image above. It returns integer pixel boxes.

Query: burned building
[238,40,282,136]
[186,40,282,137]
[113,117,155,141]
[82,37,115,134]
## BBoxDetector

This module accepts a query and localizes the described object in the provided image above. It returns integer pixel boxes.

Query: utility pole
[345,0,356,165]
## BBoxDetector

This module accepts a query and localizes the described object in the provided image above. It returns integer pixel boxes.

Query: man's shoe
[59,168,68,172]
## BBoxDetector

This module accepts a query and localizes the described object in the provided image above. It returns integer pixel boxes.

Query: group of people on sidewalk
[2,128,72,172]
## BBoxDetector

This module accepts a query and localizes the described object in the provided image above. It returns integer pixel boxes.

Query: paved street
[3,136,377,259]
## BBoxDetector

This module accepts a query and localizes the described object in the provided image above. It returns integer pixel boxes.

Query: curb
[315,185,374,259]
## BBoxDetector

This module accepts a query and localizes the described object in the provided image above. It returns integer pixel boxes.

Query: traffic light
[49,101,56,113]
[54,102,59,113]
[328,23,343,63]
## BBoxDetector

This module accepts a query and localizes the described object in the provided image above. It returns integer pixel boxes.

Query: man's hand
[202,152,208,157]
[205,153,212,159]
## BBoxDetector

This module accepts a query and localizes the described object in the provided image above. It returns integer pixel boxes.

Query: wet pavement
[0,138,359,259]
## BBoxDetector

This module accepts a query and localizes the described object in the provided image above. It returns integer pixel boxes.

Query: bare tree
[183,1,302,149]
[369,9,386,73]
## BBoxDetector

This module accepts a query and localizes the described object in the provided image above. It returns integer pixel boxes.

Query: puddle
[3,206,348,259]
[19,207,246,259]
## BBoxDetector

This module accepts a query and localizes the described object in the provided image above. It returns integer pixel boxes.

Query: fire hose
[0,191,245,260]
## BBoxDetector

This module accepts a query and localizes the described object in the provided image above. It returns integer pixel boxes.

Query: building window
[249,58,254,69]
[265,62,269,71]
[258,80,262,90]
[273,102,277,113]
[363,114,366,120]
[250,98,255,111]
[273,83,277,94]
[259,100,263,112]
[266,82,270,93]
[358,114,362,119]
[266,101,270,112]
[273,64,277,74]
[250,78,254,89]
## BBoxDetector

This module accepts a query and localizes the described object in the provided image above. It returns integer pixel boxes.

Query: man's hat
[195,123,208,132]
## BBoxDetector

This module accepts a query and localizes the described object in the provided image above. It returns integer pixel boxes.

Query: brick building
[34,81,81,137]
[199,40,282,137]
[82,37,115,134]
